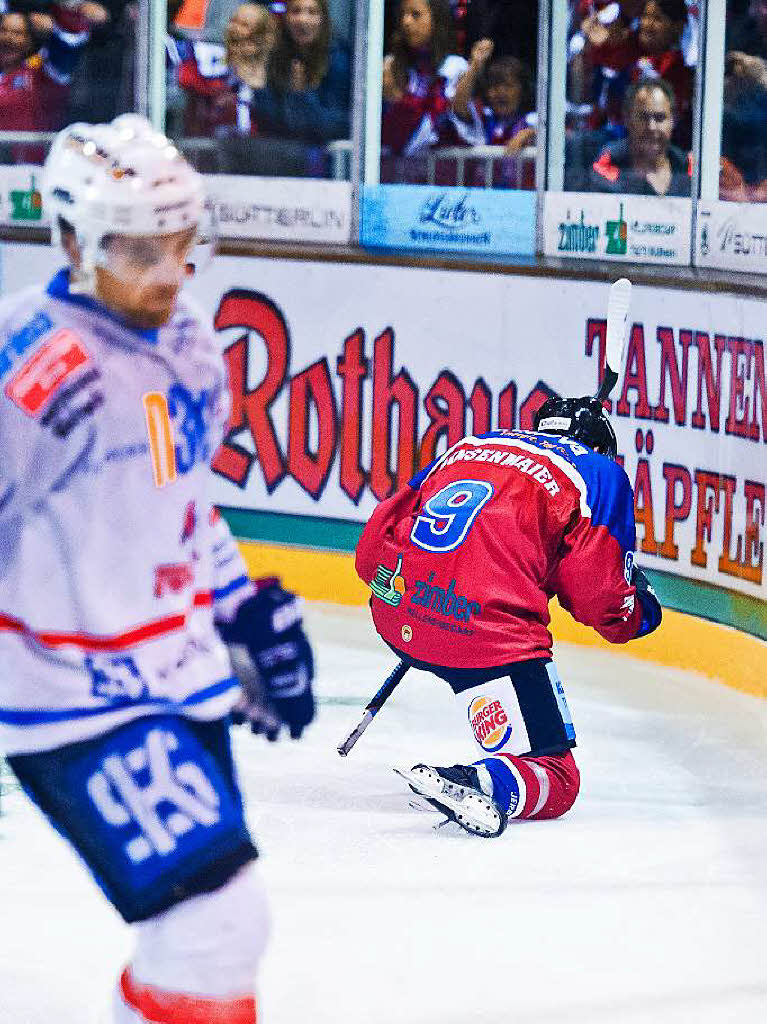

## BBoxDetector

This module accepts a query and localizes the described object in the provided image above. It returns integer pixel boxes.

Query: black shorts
[9,714,257,923]
[387,644,576,756]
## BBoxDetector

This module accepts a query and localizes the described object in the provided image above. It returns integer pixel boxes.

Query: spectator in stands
[0,2,96,158]
[590,77,690,195]
[381,0,472,155]
[67,0,130,124]
[248,0,350,142]
[726,1,767,62]
[179,3,278,137]
[720,50,767,201]
[453,42,534,153]
[633,0,692,145]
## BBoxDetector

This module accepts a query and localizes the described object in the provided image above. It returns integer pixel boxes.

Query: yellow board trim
[237,540,767,701]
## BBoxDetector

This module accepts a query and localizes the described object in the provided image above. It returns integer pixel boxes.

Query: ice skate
[394,763,507,838]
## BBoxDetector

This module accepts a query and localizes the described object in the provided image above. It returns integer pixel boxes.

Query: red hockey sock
[496,750,581,820]
[119,967,257,1024]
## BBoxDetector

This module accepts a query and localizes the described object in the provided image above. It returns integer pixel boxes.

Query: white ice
[1,604,766,1024]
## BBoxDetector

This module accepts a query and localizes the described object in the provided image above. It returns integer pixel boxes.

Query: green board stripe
[218,506,767,642]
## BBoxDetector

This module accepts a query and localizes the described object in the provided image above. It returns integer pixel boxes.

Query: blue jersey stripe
[0,676,239,726]
[212,575,250,601]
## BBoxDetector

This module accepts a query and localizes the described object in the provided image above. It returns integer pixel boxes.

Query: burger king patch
[468,695,512,752]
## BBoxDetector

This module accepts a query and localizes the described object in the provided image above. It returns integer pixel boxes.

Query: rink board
[0,242,764,695]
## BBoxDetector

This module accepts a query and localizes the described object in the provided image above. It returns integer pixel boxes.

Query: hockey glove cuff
[632,566,662,638]
[217,579,316,740]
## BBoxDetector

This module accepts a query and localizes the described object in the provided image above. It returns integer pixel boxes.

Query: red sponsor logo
[5,329,91,416]
[154,562,195,597]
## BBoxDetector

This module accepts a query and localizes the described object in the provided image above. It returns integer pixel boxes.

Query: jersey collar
[46,268,160,345]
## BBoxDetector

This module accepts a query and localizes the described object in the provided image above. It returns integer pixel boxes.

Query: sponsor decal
[86,654,149,702]
[39,366,104,437]
[144,383,216,488]
[605,203,628,255]
[557,209,600,254]
[370,553,406,607]
[9,175,42,222]
[154,563,195,598]
[409,572,481,623]
[181,500,197,544]
[412,192,490,246]
[401,624,412,643]
[5,329,91,416]
[0,311,54,378]
[215,201,346,232]
[716,218,767,258]
[468,695,512,752]
[624,550,635,585]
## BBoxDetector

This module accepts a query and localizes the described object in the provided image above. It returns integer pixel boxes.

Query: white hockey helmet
[43,114,209,290]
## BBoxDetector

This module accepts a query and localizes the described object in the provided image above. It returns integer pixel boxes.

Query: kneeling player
[355,397,661,837]
[0,117,314,1021]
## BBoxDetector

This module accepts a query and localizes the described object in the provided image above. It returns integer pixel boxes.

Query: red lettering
[659,464,692,560]
[370,328,418,499]
[653,327,691,425]
[743,480,765,583]
[616,324,653,419]
[288,359,338,500]
[717,475,740,578]
[336,329,368,504]
[469,378,492,436]
[419,371,466,469]
[691,333,725,432]
[497,381,517,430]
[725,338,753,438]
[212,291,289,491]
[586,318,611,412]
[691,470,720,568]
[749,340,767,442]
[633,458,658,554]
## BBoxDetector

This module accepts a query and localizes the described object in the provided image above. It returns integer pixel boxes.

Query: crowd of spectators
[0,0,766,196]
[379,0,539,184]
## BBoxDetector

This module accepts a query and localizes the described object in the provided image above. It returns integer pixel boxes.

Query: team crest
[370,554,406,607]
[469,695,512,752]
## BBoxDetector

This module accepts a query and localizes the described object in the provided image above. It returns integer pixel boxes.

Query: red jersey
[0,5,89,136]
[356,430,647,672]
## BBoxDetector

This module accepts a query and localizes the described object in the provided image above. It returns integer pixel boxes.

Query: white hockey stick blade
[597,277,632,401]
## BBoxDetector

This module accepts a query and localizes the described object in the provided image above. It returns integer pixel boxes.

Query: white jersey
[0,268,252,755]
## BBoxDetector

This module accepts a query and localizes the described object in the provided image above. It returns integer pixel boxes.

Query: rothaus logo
[418,193,481,232]
[409,572,481,623]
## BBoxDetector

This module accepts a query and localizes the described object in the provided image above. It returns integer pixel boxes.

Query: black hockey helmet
[533,396,618,460]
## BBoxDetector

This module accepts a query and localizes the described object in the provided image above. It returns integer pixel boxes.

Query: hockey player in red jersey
[355,395,662,838]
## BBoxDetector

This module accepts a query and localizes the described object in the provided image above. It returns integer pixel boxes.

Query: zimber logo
[469,695,512,752]
[409,573,481,623]
[557,209,599,253]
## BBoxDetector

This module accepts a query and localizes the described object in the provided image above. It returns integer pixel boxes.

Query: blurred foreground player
[356,397,661,837]
[0,115,314,1021]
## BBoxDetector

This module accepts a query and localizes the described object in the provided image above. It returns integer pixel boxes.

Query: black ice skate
[394,763,508,838]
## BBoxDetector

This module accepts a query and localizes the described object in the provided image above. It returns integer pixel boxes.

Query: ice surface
[1,604,766,1023]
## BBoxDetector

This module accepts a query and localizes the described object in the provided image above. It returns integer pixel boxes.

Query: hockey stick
[337,660,409,756]
[596,277,632,401]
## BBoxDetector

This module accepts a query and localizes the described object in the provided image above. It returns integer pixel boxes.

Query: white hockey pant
[113,862,270,1022]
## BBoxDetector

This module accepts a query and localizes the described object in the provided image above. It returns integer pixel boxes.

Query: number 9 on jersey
[410,479,494,553]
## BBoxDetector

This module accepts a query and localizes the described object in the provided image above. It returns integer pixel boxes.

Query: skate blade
[394,767,507,838]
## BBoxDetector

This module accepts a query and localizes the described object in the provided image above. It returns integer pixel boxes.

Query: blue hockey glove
[632,565,662,638]
[218,579,315,741]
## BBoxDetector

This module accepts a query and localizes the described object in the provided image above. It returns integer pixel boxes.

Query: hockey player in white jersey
[0,115,315,1023]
